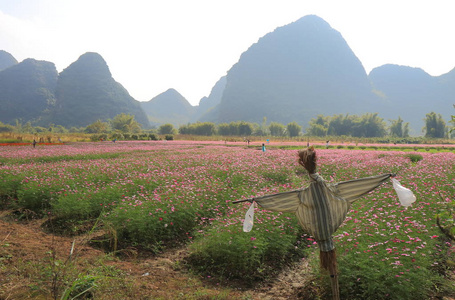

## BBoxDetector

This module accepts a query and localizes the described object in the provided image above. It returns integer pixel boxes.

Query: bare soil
[0,215,315,299]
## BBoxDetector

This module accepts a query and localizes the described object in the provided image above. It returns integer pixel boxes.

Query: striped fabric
[251,173,393,251]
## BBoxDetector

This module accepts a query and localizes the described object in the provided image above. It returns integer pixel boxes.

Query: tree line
[1,111,452,139]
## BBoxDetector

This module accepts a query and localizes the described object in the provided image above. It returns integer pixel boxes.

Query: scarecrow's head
[298,146,317,174]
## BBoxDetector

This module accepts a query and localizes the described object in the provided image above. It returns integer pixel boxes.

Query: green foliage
[0,121,14,132]
[53,185,126,220]
[158,123,176,135]
[404,153,423,163]
[16,180,61,214]
[187,215,308,283]
[90,134,108,142]
[269,122,286,136]
[389,116,410,138]
[0,174,22,208]
[286,121,301,137]
[308,113,387,138]
[450,105,455,134]
[165,134,174,141]
[179,122,216,136]
[105,199,198,253]
[216,121,256,136]
[110,113,141,133]
[307,115,329,136]
[85,120,109,133]
[337,249,437,300]
[424,112,446,138]
[148,133,159,140]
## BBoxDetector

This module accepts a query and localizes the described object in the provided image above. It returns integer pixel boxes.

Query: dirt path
[0,216,313,299]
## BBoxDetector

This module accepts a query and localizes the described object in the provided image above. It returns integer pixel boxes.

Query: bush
[405,153,423,163]
[105,198,198,253]
[0,174,22,209]
[149,133,159,141]
[16,181,61,214]
[186,210,309,283]
[165,134,174,141]
[110,133,123,140]
[90,134,108,142]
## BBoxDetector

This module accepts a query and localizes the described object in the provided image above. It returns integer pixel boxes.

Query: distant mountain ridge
[0,50,17,71]
[209,15,377,125]
[140,88,195,126]
[51,52,149,128]
[0,51,150,128]
[368,64,455,132]
[0,14,453,133]
[0,58,58,125]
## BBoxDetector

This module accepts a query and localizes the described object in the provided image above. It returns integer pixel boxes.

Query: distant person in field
[32,139,37,148]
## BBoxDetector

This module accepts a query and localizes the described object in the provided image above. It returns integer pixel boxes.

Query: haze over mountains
[0,15,453,134]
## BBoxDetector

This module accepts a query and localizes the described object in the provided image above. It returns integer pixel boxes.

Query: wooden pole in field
[321,249,340,300]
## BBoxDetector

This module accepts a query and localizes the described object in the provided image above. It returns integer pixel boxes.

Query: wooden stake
[320,249,340,300]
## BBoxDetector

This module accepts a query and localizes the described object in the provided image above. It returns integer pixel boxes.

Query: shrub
[165,134,174,141]
[405,153,423,163]
[105,198,198,253]
[186,209,309,283]
[149,133,159,141]
[16,181,61,214]
[110,133,123,140]
[0,174,22,209]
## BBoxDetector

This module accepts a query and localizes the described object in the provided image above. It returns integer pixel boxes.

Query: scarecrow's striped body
[251,173,393,251]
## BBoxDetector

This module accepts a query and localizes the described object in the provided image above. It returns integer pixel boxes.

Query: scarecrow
[233,147,415,299]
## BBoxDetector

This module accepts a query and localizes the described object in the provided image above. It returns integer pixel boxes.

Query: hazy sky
[1,0,454,106]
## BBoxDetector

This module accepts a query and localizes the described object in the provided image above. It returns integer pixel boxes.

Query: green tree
[217,123,230,136]
[450,105,455,134]
[328,114,353,136]
[111,113,141,133]
[353,113,386,138]
[158,123,176,135]
[85,120,109,133]
[228,122,240,136]
[307,115,329,136]
[193,122,216,136]
[260,117,269,135]
[286,121,301,137]
[0,121,14,133]
[178,124,191,135]
[423,112,446,138]
[389,116,409,138]
[269,122,285,136]
[238,121,253,136]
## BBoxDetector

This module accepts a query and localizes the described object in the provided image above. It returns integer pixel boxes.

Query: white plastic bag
[392,178,416,207]
[243,202,255,232]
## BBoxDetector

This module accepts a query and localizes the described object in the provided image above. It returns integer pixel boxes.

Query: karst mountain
[0,15,453,133]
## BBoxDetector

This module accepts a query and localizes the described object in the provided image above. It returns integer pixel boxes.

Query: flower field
[1,140,454,299]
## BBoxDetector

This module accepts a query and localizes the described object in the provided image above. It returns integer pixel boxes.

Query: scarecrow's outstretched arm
[233,189,301,213]
[334,173,394,202]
